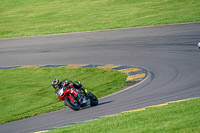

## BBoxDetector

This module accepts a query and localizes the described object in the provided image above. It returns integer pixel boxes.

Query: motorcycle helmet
[52,79,60,90]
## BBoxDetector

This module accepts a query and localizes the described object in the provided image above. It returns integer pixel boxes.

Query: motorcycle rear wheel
[64,95,80,111]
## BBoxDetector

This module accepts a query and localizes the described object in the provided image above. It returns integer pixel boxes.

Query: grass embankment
[0,67,127,124]
[0,0,200,38]
[49,98,200,133]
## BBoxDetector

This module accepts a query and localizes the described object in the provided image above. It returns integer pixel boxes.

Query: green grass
[0,0,200,38]
[0,67,127,124]
[49,98,200,133]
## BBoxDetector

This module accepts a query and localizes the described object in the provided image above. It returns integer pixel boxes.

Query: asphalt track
[0,23,200,133]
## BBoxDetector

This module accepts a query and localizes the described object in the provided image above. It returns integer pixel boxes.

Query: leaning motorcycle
[57,85,98,111]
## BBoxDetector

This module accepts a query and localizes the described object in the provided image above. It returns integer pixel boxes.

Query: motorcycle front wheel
[64,94,80,111]
[88,92,98,106]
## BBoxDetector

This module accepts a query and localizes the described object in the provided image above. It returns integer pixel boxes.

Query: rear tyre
[64,95,80,111]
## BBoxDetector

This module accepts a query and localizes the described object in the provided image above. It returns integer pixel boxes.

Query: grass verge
[0,0,200,38]
[49,97,200,133]
[0,67,127,124]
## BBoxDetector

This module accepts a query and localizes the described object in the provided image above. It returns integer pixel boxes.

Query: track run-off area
[0,23,200,133]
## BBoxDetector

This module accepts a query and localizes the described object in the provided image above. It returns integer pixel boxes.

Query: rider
[52,79,87,104]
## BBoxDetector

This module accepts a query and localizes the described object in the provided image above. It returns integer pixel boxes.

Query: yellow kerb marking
[102,114,119,118]
[145,103,169,109]
[19,65,44,68]
[34,130,49,133]
[167,99,191,104]
[121,108,146,114]
[120,98,194,115]
[119,68,142,73]
[63,64,88,68]
[98,65,121,69]
[126,73,146,80]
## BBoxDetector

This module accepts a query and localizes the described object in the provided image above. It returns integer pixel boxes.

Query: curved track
[0,23,200,133]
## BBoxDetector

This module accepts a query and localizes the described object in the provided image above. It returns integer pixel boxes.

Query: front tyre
[64,95,80,111]
[88,92,98,106]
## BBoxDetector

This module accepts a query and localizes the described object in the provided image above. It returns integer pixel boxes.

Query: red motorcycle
[58,85,98,111]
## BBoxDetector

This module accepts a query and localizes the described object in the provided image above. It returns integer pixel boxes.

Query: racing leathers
[55,80,87,104]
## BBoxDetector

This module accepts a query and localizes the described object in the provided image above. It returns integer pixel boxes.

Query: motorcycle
[58,85,98,111]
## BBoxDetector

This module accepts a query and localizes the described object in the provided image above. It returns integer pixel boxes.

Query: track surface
[0,23,200,133]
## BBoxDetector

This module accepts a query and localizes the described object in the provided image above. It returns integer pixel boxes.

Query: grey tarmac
[0,22,200,133]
